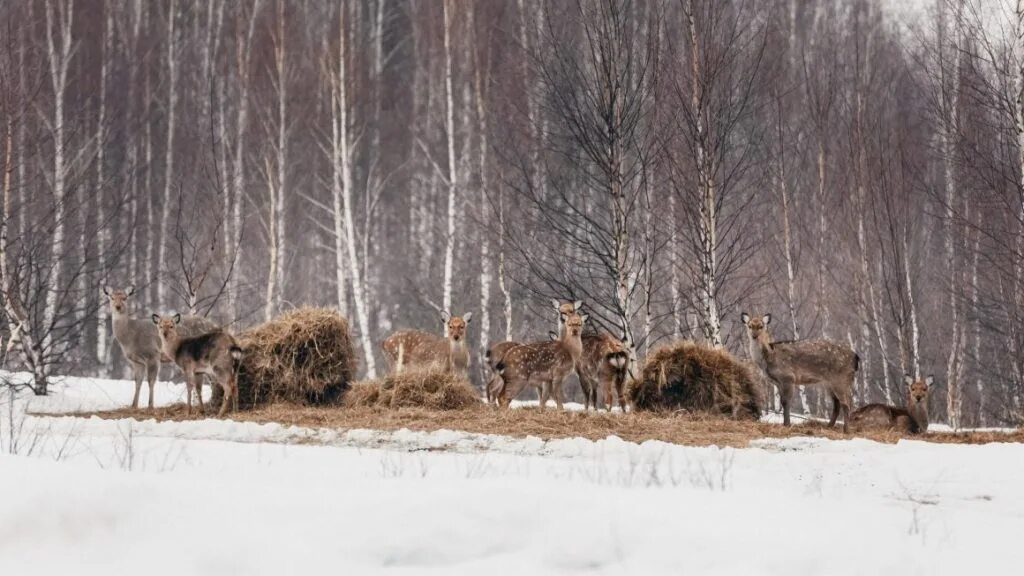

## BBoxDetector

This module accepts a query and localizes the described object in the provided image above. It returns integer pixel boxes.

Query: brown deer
[104,286,218,409]
[494,312,587,410]
[851,375,931,434]
[551,300,632,412]
[152,313,243,417]
[381,311,472,375]
[741,312,858,432]
[484,340,521,403]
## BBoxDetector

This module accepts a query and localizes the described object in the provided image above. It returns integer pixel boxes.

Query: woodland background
[1,0,1022,427]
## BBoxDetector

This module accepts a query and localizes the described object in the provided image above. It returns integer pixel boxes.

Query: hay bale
[345,367,480,411]
[628,341,761,419]
[214,307,357,409]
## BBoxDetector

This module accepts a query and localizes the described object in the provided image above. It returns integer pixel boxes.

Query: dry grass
[630,341,762,419]
[223,307,357,409]
[64,403,1024,448]
[344,367,479,411]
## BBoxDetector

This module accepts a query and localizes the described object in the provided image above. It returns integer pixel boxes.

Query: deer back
[765,340,858,384]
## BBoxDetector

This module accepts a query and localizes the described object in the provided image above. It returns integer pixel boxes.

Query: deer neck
[748,332,773,370]
[907,397,929,432]
[110,307,132,336]
[159,331,181,360]
[561,331,583,361]
[446,337,467,366]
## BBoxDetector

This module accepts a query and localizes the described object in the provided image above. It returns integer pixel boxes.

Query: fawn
[381,311,472,376]
[741,312,858,432]
[495,312,588,410]
[152,313,243,417]
[851,376,931,434]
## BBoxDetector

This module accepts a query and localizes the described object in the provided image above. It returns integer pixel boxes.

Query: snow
[2,372,1023,575]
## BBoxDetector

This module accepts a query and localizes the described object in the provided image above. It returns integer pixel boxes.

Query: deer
[494,311,588,410]
[381,311,472,376]
[551,300,632,412]
[741,312,859,433]
[851,375,931,434]
[104,286,219,409]
[484,340,521,404]
[152,313,243,417]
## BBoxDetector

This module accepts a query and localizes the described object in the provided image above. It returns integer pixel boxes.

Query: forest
[0,0,1021,428]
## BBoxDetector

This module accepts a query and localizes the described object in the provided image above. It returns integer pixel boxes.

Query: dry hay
[629,341,762,419]
[345,366,480,411]
[213,307,357,409]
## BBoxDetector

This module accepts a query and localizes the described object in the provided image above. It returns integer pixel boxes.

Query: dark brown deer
[152,314,243,417]
[381,312,472,376]
[741,312,858,432]
[851,376,931,434]
[494,312,587,410]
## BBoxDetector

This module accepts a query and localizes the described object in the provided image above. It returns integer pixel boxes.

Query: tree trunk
[158,0,177,307]
[441,0,458,317]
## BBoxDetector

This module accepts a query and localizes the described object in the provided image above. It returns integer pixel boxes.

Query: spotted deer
[484,340,521,403]
[851,375,931,434]
[152,314,243,417]
[381,312,472,376]
[494,312,587,410]
[104,286,218,409]
[551,300,632,412]
[741,312,858,432]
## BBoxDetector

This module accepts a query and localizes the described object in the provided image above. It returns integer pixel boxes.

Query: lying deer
[104,286,218,409]
[381,311,472,376]
[551,300,632,412]
[851,376,931,434]
[152,313,243,417]
[741,312,858,432]
[495,311,587,410]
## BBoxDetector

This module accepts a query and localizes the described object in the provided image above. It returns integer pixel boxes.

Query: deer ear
[151,314,160,325]
[103,286,111,297]
[573,300,583,311]
[126,285,136,296]
[924,375,934,388]
[740,312,750,324]
[173,313,181,324]
[904,375,914,386]
[580,313,589,324]
[551,299,561,311]
[548,331,558,341]
[462,312,472,323]
[441,310,451,323]
[762,314,772,326]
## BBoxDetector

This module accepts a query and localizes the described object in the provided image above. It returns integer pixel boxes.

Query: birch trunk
[470,2,493,368]
[941,0,963,428]
[441,0,458,316]
[334,3,378,379]
[265,0,288,322]
[158,0,178,306]
[95,2,112,367]
[43,0,74,377]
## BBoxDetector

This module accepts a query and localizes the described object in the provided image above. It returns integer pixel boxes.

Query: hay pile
[214,307,357,409]
[628,341,761,419]
[346,366,480,411]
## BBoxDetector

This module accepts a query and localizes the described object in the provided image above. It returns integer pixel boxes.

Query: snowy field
[1,371,1023,575]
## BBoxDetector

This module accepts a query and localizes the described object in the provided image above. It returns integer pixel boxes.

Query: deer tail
[230,345,243,373]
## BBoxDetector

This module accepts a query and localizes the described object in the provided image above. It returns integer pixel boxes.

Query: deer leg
[538,381,549,411]
[780,384,792,426]
[196,374,206,414]
[217,372,231,418]
[828,393,841,428]
[840,390,853,434]
[146,361,159,410]
[130,362,143,409]
[554,379,564,411]
[185,371,194,415]
[616,376,627,413]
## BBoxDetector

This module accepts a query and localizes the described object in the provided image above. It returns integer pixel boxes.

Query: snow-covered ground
[1,371,1023,575]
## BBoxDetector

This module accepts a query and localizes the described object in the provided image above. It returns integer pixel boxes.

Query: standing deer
[550,300,632,412]
[381,312,472,375]
[104,286,218,409]
[494,312,588,410]
[741,312,858,432]
[484,340,520,403]
[851,375,931,434]
[152,313,243,417]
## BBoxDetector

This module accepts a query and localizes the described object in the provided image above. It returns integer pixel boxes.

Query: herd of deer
[104,286,931,435]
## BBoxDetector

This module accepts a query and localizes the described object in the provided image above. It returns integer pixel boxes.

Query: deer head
[151,313,182,342]
[104,286,137,315]
[551,299,583,321]
[441,311,472,343]
[905,375,932,406]
[563,312,587,338]
[740,312,772,343]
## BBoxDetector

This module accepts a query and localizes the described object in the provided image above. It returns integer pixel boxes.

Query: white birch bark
[95,1,113,367]
[470,2,493,364]
[441,0,458,316]
[158,0,178,306]
[333,3,378,379]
